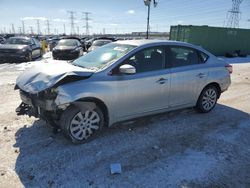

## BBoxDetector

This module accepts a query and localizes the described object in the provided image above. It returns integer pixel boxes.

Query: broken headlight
[43,88,58,99]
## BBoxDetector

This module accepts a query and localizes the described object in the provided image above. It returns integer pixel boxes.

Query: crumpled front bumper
[16,90,56,117]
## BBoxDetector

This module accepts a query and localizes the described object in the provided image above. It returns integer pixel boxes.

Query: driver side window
[125,46,165,73]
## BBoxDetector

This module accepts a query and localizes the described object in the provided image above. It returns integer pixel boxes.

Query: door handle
[156,78,168,84]
[196,73,206,78]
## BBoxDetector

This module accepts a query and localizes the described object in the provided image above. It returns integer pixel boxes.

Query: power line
[82,12,91,35]
[68,11,76,35]
[225,0,244,28]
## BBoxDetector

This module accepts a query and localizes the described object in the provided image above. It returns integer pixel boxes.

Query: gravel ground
[0,56,250,188]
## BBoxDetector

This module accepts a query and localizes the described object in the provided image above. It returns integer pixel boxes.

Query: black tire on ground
[39,49,42,57]
[60,104,104,144]
[196,85,219,113]
[26,52,32,62]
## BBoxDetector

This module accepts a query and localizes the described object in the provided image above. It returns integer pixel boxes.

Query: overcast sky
[0,0,250,35]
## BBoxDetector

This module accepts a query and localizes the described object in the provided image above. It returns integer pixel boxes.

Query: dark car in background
[0,37,42,63]
[0,37,6,44]
[52,39,83,60]
[87,39,112,52]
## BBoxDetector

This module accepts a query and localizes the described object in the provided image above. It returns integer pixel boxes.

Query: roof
[115,39,189,47]
[115,39,213,56]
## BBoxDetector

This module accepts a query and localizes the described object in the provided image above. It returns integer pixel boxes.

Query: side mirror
[119,64,136,75]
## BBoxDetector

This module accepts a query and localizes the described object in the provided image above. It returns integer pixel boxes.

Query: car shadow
[13,104,250,187]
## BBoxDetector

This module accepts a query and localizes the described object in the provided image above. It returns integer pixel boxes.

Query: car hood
[54,46,76,50]
[0,44,28,50]
[16,59,95,94]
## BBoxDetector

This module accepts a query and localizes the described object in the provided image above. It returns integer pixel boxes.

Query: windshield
[6,38,31,45]
[73,43,136,69]
[57,39,78,46]
[93,40,111,46]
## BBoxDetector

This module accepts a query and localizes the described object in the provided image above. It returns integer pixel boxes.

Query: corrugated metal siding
[170,25,250,56]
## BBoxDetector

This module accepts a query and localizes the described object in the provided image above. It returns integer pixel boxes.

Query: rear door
[168,46,209,107]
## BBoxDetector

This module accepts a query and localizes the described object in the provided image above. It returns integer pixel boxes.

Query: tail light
[225,64,233,74]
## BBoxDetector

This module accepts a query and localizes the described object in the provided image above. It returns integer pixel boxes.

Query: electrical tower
[46,19,51,35]
[11,24,15,34]
[226,0,244,28]
[82,12,91,35]
[36,19,41,34]
[68,11,76,35]
[30,26,34,34]
[63,23,66,34]
[22,20,25,34]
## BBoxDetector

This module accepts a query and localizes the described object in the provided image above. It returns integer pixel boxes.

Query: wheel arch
[74,97,109,127]
[200,82,222,99]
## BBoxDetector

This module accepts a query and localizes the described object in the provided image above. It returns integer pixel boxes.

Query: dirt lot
[0,56,250,188]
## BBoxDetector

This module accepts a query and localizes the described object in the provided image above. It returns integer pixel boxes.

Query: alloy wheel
[201,88,217,111]
[69,110,101,140]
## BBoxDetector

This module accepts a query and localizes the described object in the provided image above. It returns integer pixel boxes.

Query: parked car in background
[52,38,83,60]
[0,36,42,63]
[0,37,6,44]
[15,40,232,143]
[87,39,112,52]
[47,36,60,51]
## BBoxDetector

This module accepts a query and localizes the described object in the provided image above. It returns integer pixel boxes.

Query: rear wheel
[196,85,219,113]
[60,104,104,144]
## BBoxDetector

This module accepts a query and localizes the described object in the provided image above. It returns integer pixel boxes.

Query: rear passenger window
[170,47,199,67]
[198,51,209,63]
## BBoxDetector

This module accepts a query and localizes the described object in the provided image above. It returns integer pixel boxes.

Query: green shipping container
[169,25,250,56]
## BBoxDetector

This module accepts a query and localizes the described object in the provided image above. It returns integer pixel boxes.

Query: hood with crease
[16,60,95,94]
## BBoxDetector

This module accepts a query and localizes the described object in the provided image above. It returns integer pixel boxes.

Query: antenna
[225,0,244,28]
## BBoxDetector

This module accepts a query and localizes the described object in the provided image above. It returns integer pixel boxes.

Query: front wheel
[60,104,104,144]
[196,85,219,113]
[26,52,32,62]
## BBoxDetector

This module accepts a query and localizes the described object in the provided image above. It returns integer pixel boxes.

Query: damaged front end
[15,87,65,126]
[15,60,95,127]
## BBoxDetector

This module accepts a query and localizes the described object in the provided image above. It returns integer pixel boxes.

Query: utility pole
[68,11,76,35]
[22,20,25,34]
[46,19,51,35]
[36,19,41,34]
[82,12,91,35]
[225,0,244,28]
[144,0,158,39]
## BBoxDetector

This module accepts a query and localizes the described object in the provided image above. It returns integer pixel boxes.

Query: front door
[112,46,171,119]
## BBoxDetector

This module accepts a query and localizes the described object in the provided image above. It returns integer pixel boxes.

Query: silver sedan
[16,40,232,143]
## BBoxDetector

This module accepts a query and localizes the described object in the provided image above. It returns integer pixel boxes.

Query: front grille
[0,49,19,53]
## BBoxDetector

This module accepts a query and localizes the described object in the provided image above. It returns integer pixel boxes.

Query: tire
[60,104,104,144]
[39,49,42,57]
[26,52,32,62]
[196,85,219,113]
